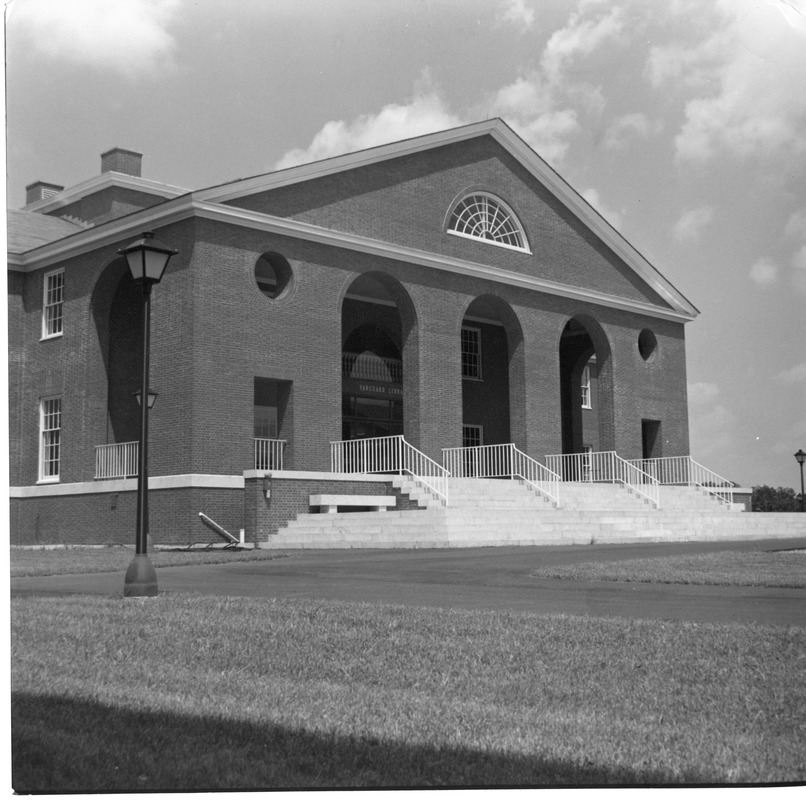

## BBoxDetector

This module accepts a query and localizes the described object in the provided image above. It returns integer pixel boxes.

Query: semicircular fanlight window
[448,194,527,251]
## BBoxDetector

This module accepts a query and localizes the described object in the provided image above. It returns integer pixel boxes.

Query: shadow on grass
[12,692,706,792]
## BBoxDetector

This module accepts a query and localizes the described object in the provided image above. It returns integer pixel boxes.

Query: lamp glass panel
[144,249,170,282]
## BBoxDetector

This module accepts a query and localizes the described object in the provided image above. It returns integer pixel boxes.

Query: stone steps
[261,476,802,549]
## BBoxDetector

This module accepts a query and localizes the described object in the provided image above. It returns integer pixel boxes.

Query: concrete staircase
[260,478,806,549]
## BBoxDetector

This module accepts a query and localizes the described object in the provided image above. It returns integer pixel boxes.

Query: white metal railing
[94,441,138,480]
[546,450,660,508]
[442,443,561,507]
[331,434,449,505]
[512,448,562,508]
[628,456,735,505]
[254,438,286,471]
[342,352,402,383]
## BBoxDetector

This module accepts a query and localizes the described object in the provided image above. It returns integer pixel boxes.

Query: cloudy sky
[5,0,806,490]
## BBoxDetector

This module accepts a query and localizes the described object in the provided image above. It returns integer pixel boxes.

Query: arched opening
[559,315,613,468]
[91,260,143,444]
[341,274,408,442]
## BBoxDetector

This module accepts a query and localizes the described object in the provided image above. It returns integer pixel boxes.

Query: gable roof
[6,210,87,254]
[195,118,698,318]
[7,118,698,321]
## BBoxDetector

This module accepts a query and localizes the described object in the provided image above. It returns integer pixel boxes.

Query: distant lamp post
[119,232,177,597]
[796,449,806,513]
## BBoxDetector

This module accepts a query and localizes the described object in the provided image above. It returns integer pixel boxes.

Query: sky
[4,0,806,490]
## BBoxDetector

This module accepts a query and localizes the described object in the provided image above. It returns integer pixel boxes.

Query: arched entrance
[341,274,411,442]
[91,260,143,444]
[559,315,614,469]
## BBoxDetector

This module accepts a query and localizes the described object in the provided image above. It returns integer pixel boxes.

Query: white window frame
[462,424,484,449]
[447,193,530,253]
[461,326,482,380]
[581,364,592,409]
[39,396,62,483]
[41,269,65,340]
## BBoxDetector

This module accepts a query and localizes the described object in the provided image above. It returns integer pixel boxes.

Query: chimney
[101,148,142,177]
[25,181,65,206]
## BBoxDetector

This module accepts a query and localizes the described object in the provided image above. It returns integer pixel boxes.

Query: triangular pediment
[196,119,697,320]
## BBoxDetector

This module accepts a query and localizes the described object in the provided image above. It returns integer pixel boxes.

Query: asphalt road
[11,537,806,627]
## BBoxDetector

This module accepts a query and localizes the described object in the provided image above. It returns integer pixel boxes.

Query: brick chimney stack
[25,181,65,205]
[101,148,142,177]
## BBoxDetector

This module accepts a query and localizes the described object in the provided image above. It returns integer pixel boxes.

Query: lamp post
[119,232,177,597]
[796,449,806,513]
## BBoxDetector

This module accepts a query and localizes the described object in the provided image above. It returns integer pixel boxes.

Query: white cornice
[192,201,696,322]
[9,196,696,322]
[10,473,244,498]
[22,171,188,214]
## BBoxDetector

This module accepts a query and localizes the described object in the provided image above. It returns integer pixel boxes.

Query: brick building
[8,119,699,546]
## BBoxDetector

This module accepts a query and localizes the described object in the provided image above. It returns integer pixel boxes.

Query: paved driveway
[11,538,806,627]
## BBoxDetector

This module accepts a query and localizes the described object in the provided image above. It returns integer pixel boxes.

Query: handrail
[511,447,562,508]
[442,444,560,507]
[94,441,138,480]
[254,438,286,471]
[614,452,660,508]
[199,512,241,544]
[546,451,659,508]
[331,435,449,505]
[628,456,734,505]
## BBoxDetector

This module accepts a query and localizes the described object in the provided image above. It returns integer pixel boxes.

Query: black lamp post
[119,232,177,597]
[796,449,806,513]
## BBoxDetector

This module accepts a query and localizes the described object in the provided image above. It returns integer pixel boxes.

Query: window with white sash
[42,269,64,339]
[39,397,62,482]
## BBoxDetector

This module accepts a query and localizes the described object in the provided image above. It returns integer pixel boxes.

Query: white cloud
[603,112,663,150]
[784,209,806,239]
[9,0,181,78]
[748,257,780,286]
[541,6,625,83]
[673,205,715,243]
[775,362,806,384]
[485,3,624,165]
[581,188,623,229]
[663,0,806,162]
[498,0,535,30]
[274,76,462,170]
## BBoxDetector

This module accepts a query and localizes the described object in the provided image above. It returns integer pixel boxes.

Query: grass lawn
[10,546,287,577]
[11,593,806,791]
[530,550,806,588]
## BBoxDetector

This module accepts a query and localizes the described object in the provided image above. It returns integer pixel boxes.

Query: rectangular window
[462,424,483,448]
[254,406,278,439]
[461,326,482,379]
[581,364,592,408]
[42,269,65,339]
[39,397,61,482]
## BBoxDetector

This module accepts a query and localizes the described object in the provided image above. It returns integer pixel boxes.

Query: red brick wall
[244,475,422,542]
[10,485,243,547]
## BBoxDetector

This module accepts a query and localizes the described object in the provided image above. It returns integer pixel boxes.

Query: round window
[255,252,293,299]
[638,328,658,362]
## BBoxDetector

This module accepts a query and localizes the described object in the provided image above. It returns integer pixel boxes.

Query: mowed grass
[10,546,286,577]
[530,550,806,588]
[11,593,806,791]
